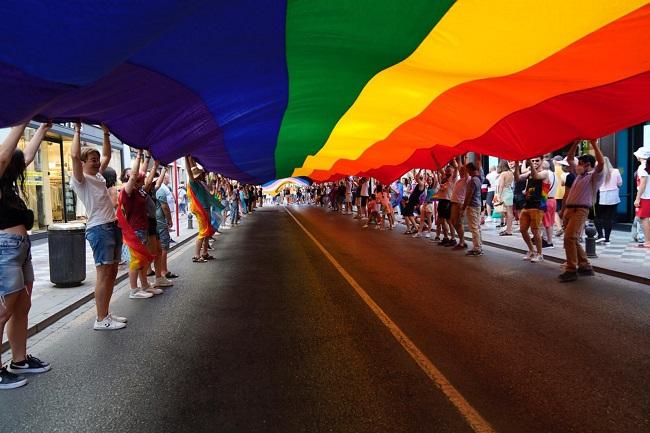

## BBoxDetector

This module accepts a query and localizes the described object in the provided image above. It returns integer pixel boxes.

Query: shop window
[16,128,46,231]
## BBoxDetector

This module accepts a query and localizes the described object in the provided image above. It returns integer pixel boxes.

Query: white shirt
[360,182,369,196]
[547,171,558,199]
[450,175,469,204]
[638,167,650,200]
[69,173,116,228]
[599,169,622,205]
[486,171,499,193]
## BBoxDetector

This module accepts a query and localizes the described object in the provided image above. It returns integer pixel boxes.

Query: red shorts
[543,199,557,227]
[639,198,650,218]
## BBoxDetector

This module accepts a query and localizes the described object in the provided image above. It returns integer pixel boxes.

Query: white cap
[633,147,650,160]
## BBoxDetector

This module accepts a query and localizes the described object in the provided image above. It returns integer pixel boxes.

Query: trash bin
[48,222,87,287]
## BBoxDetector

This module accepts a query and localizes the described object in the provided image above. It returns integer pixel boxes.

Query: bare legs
[95,264,118,320]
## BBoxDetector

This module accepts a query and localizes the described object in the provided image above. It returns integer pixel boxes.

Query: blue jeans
[0,233,33,301]
[230,201,238,224]
[86,221,123,267]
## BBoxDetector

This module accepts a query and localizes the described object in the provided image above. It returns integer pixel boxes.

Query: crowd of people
[299,139,650,282]
[2,119,650,390]
[0,122,261,389]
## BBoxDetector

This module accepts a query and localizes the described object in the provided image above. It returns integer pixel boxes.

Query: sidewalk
[476,219,650,284]
[2,214,198,350]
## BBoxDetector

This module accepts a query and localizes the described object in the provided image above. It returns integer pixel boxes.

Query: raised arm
[591,139,605,173]
[23,122,51,166]
[99,124,112,174]
[140,151,152,176]
[566,140,579,174]
[144,159,159,191]
[185,155,195,181]
[0,123,28,178]
[124,149,143,195]
[154,165,167,191]
[70,122,84,183]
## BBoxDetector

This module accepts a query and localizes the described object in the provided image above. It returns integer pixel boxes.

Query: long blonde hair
[602,156,614,183]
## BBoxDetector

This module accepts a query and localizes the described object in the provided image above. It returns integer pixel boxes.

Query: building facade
[0,123,125,233]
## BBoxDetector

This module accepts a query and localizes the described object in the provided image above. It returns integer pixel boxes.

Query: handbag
[493,202,505,214]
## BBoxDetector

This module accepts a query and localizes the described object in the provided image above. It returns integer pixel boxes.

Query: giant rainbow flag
[1,1,649,183]
[262,177,311,196]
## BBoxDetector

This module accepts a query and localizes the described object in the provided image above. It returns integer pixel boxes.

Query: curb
[474,236,650,286]
[2,233,198,353]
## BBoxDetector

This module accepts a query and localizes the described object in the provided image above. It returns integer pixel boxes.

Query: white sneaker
[129,288,153,299]
[522,251,534,261]
[530,254,544,263]
[412,233,421,238]
[595,237,606,243]
[154,277,173,287]
[109,313,127,323]
[94,316,127,330]
[145,286,164,295]
[425,233,431,238]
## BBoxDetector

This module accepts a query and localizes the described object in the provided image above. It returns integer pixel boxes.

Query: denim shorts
[85,221,123,267]
[134,229,148,245]
[0,233,34,299]
[157,225,171,251]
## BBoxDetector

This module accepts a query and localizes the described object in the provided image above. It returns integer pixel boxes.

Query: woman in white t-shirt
[70,123,126,330]
[595,157,622,244]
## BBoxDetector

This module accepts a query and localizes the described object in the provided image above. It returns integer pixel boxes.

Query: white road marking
[286,207,496,433]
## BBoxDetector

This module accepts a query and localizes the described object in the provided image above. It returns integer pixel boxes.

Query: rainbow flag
[188,183,215,240]
[116,193,155,270]
[1,1,649,183]
[262,178,311,196]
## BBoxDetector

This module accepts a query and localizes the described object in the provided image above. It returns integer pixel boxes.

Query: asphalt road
[1,205,648,433]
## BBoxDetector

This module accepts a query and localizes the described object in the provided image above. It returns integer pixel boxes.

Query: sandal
[202,254,216,260]
[192,256,207,263]
[165,272,179,279]
[499,231,513,236]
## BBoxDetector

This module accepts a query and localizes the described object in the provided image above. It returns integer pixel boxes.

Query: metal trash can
[48,222,87,287]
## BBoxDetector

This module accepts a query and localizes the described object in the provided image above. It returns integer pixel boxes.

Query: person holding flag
[118,150,157,299]
[186,156,215,263]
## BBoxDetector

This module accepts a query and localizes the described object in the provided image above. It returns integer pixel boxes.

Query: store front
[13,123,124,233]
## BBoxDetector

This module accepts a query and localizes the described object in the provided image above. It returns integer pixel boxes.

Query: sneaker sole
[7,365,51,374]
[129,294,153,299]
[93,325,127,331]
[0,378,28,389]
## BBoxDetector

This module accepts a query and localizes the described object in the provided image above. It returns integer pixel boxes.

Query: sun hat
[633,147,650,160]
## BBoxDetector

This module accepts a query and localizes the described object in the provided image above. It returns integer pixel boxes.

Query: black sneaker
[0,367,28,389]
[439,238,450,246]
[8,355,51,374]
[542,240,554,249]
[558,271,578,282]
[445,239,457,247]
[577,268,595,277]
